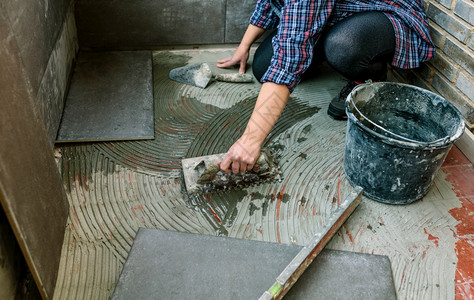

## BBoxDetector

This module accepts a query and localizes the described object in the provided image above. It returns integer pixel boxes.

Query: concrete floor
[53,49,473,299]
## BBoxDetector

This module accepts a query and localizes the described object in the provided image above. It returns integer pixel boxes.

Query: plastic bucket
[344,82,465,204]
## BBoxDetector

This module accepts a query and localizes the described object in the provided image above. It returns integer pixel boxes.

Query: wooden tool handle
[259,186,363,300]
[214,73,254,83]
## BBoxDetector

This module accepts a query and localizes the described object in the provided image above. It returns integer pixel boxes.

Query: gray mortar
[54,49,460,300]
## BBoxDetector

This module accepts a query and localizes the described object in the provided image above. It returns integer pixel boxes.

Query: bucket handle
[349,96,451,147]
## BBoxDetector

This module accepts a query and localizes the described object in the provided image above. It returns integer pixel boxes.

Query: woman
[217,0,435,174]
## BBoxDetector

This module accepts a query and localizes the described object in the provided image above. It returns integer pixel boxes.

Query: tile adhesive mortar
[53,49,461,300]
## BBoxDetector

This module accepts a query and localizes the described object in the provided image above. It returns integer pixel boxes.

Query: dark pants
[252,11,396,83]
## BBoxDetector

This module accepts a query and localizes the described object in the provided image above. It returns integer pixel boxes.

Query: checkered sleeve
[384,11,435,69]
[250,0,280,29]
[260,0,335,92]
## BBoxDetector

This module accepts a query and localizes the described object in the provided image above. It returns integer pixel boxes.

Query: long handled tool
[169,62,254,88]
[260,186,363,300]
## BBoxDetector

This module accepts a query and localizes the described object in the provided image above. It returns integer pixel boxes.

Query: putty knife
[181,148,280,194]
[169,63,254,88]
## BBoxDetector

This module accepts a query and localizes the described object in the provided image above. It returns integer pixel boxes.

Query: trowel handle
[213,73,254,83]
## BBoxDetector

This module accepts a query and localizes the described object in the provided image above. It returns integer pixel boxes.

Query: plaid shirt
[250,0,435,92]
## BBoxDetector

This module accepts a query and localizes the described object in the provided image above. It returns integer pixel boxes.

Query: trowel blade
[181,148,280,194]
[182,153,225,194]
[169,63,213,88]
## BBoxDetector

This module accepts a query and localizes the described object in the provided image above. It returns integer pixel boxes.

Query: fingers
[217,57,235,68]
[220,139,261,175]
[217,57,231,64]
[222,158,255,174]
[220,154,252,175]
[220,155,232,174]
[239,62,246,74]
[217,57,232,67]
[232,161,240,175]
[217,56,247,72]
[217,61,234,69]
[240,162,248,174]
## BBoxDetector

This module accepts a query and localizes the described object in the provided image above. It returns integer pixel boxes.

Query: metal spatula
[169,63,254,88]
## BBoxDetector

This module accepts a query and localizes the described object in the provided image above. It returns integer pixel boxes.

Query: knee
[252,31,276,81]
[323,33,361,71]
[252,53,268,82]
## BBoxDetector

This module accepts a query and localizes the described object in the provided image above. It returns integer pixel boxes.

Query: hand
[217,46,249,74]
[220,136,262,174]
[220,82,290,174]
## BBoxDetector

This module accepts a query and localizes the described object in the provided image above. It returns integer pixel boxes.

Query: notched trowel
[169,62,254,88]
[181,148,280,194]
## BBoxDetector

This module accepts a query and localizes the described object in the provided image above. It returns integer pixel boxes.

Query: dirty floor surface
[53,49,473,299]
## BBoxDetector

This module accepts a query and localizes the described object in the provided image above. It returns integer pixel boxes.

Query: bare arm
[217,24,266,73]
[220,82,290,174]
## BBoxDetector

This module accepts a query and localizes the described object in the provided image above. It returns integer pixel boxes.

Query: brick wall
[391,0,474,128]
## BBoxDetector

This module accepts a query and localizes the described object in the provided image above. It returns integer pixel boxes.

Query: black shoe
[327,81,359,120]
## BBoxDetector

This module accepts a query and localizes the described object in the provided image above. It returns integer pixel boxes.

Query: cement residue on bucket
[344,82,465,204]
[352,84,463,145]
